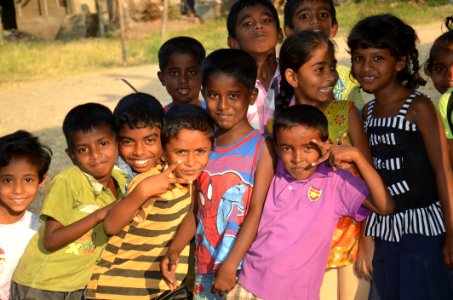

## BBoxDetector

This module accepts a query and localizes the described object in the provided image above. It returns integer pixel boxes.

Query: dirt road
[0,22,443,211]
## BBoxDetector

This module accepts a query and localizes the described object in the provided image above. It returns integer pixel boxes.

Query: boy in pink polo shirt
[227,105,395,300]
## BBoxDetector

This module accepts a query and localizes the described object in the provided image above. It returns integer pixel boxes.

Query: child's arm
[313,142,395,215]
[212,138,276,296]
[355,225,374,281]
[160,190,198,290]
[43,203,114,252]
[410,96,453,267]
[348,104,373,164]
[104,163,188,235]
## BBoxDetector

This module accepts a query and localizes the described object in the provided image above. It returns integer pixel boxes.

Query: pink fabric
[238,161,370,300]
[247,68,280,133]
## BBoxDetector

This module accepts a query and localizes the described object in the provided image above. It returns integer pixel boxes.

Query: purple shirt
[238,161,370,300]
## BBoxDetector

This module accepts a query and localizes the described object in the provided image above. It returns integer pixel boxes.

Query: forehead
[165,52,200,69]
[205,72,249,91]
[294,0,333,11]
[71,125,115,145]
[432,45,453,61]
[0,157,39,175]
[276,125,321,143]
[118,125,161,138]
[237,4,275,21]
[165,129,211,147]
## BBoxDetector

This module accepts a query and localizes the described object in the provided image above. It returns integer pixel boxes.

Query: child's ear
[285,69,299,88]
[329,22,339,38]
[284,26,294,37]
[157,71,166,86]
[65,148,77,165]
[396,56,408,72]
[277,28,284,44]
[227,36,240,50]
[249,87,259,105]
[39,173,49,188]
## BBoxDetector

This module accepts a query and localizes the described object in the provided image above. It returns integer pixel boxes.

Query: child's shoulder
[127,164,163,192]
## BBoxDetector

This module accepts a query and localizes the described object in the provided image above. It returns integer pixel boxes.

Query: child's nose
[12,181,24,194]
[133,142,145,156]
[217,96,229,110]
[186,152,195,167]
[292,150,302,163]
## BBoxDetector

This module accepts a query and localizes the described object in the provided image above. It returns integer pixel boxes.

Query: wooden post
[161,0,168,42]
[118,0,127,65]
[96,0,105,37]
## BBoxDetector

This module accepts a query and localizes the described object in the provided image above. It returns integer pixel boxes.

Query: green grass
[0,1,451,88]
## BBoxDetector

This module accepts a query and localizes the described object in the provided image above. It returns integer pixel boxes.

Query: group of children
[1,0,453,299]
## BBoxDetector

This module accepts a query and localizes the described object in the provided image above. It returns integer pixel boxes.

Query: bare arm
[160,189,198,290]
[409,96,453,267]
[212,138,277,295]
[348,104,373,164]
[104,163,188,235]
[43,203,113,252]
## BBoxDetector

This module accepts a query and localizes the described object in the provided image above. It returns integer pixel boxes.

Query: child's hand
[160,250,180,290]
[311,140,359,171]
[355,236,374,281]
[443,232,453,268]
[211,262,237,297]
[140,162,190,197]
[94,199,120,222]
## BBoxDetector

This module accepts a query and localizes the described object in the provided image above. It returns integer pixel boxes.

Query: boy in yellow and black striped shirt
[86,95,214,299]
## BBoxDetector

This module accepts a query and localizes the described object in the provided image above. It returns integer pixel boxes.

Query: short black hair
[284,0,337,30]
[273,105,329,143]
[0,130,52,183]
[63,103,115,150]
[227,0,280,38]
[161,104,214,146]
[158,36,206,71]
[114,93,164,131]
[201,48,257,91]
[425,29,453,75]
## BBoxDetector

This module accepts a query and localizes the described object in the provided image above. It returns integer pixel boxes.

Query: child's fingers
[339,132,350,146]
[164,160,182,174]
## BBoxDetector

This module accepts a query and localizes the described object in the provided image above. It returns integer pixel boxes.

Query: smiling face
[66,125,118,185]
[228,4,282,55]
[429,45,453,94]
[285,0,337,37]
[164,129,211,183]
[286,43,338,109]
[276,125,322,180]
[0,157,45,223]
[203,72,256,132]
[118,125,162,174]
[351,47,405,94]
[158,52,202,105]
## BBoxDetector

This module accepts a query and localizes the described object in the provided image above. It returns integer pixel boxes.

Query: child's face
[203,72,257,131]
[276,125,322,180]
[118,125,162,174]
[429,45,453,94]
[351,47,406,93]
[285,0,338,38]
[164,129,211,183]
[158,52,201,105]
[66,125,118,184]
[0,157,45,219]
[228,4,283,55]
[285,43,338,107]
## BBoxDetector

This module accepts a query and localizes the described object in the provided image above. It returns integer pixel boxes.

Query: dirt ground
[0,21,443,212]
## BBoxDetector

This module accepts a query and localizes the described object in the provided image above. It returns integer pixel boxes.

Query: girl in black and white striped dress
[348,14,453,300]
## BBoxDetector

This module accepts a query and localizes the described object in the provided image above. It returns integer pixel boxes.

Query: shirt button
[288,185,293,191]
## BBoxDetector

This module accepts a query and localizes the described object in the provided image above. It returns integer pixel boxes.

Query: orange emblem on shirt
[307,185,323,202]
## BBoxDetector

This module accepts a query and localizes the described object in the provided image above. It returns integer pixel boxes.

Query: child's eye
[298,13,311,21]
[188,69,197,76]
[262,17,274,24]
[176,150,187,155]
[169,70,179,77]
[374,56,384,62]
[196,149,207,155]
[303,144,316,152]
[352,56,363,63]
[145,138,156,144]
[229,93,240,100]
[433,64,447,73]
[1,178,13,184]
[206,92,219,100]
[24,177,35,183]
[319,12,330,19]
[120,139,132,146]
[99,141,109,147]
[77,147,88,154]
[281,146,292,153]
[242,20,254,28]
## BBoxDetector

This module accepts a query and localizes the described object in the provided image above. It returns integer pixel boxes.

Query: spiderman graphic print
[195,130,265,274]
